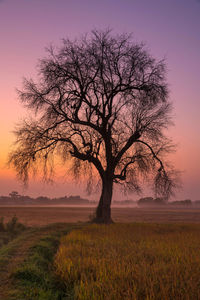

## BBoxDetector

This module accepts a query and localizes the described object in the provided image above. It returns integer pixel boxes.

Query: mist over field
[0,191,199,207]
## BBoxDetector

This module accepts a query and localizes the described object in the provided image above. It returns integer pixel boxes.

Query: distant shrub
[6,215,26,233]
[138,197,166,206]
[0,217,5,232]
[154,197,166,205]
[170,199,192,206]
[138,197,154,206]
[0,216,27,249]
[194,200,200,206]
[6,215,18,231]
[0,215,26,234]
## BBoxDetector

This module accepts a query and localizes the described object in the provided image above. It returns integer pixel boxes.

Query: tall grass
[55,223,200,300]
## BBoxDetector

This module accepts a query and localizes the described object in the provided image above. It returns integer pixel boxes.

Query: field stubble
[55,223,200,300]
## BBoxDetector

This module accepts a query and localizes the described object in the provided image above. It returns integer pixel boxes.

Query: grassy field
[1,208,200,299]
[55,223,200,300]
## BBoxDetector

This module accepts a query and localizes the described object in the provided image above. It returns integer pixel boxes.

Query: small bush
[0,217,5,232]
[0,216,27,249]
[6,215,18,231]
[6,215,26,234]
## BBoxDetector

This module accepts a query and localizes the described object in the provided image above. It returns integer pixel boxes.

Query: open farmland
[1,206,200,226]
[1,208,200,299]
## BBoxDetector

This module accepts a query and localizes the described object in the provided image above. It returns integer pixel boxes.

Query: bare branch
[9,29,179,213]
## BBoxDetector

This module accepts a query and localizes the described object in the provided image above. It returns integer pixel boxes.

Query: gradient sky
[0,0,199,200]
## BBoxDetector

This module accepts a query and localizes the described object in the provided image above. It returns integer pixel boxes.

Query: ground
[1,206,200,225]
[1,206,200,299]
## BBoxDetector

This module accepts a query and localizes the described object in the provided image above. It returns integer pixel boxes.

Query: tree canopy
[9,30,178,223]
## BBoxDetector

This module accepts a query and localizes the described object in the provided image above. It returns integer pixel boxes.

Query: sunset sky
[0,0,199,200]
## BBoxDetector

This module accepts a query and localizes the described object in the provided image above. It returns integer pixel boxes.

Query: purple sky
[0,0,199,200]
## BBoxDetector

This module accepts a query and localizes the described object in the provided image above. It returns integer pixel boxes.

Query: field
[1,206,200,225]
[55,223,200,299]
[1,206,200,299]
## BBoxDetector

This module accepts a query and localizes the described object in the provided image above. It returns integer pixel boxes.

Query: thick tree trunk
[94,177,113,224]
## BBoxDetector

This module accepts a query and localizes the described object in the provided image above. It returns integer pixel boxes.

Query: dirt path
[0,224,70,299]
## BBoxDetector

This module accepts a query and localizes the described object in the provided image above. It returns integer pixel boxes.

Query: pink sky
[0,0,199,200]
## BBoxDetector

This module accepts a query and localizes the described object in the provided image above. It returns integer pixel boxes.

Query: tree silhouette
[9,30,178,223]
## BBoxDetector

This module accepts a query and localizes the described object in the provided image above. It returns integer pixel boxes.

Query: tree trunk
[94,176,113,224]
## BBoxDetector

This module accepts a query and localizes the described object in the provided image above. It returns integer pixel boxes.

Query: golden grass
[55,223,200,300]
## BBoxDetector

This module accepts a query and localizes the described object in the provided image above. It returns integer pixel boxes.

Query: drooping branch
[136,139,176,198]
[114,158,136,181]
[136,140,165,173]
[114,130,141,167]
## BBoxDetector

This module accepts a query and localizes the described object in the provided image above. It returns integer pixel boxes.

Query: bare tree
[9,30,178,223]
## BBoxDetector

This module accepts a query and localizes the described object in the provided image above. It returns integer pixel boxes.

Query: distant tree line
[0,191,90,206]
[137,197,195,207]
[0,191,198,207]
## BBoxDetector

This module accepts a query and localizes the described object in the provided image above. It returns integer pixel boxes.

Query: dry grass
[55,223,200,300]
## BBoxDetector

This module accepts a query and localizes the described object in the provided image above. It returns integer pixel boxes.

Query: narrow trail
[0,224,69,300]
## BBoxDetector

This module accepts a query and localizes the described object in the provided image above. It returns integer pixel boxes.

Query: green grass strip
[7,223,81,300]
[0,229,35,270]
